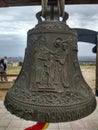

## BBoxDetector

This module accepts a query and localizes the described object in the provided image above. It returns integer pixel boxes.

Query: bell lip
[3,92,96,107]
[4,94,97,123]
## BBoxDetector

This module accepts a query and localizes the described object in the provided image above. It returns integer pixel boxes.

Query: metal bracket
[41,0,65,19]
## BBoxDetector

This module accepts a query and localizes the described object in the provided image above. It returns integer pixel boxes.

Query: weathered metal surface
[0,0,98,7]
[4,0,96,123]
[4,22,96,123]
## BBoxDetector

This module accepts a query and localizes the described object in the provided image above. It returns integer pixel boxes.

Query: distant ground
[80,65,95,90]
[0,90,8,100]
[0,64,96,100]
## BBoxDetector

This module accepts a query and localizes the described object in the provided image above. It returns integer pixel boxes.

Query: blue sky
[0,4,98,57]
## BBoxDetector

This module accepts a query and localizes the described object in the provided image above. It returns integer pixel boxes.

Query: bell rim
[4,93,97,123]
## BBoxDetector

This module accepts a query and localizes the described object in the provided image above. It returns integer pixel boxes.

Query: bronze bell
[4,0,96,123]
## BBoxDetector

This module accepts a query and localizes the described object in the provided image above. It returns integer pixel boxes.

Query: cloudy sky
[0,4,98,58]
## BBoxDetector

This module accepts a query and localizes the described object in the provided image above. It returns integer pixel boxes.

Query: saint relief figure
[33,36,70,90]
[34,36,48,88]
[53,38,70,88]
[60,43,70,88]
[45,54,55,87]
[34,36,57,89]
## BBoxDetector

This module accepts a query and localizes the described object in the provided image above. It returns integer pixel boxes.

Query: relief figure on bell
[33,36,48,88]
[45,54,55,87]
[61,43,70,88]
[33,36,71,90]
[53,38,70,88]
[33,36,57,88]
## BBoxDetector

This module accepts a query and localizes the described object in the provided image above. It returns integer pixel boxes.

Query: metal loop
[41,0,65,18]
[41,0,48,17]
[58,0,65,17]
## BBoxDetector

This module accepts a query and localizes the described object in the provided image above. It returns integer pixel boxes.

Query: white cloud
[66,4,98,31]
[0,5,98,57]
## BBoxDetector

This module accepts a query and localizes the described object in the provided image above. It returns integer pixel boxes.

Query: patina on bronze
[4,0,96,123]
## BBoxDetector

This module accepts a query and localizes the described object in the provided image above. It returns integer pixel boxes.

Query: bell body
[4,21,96,122]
